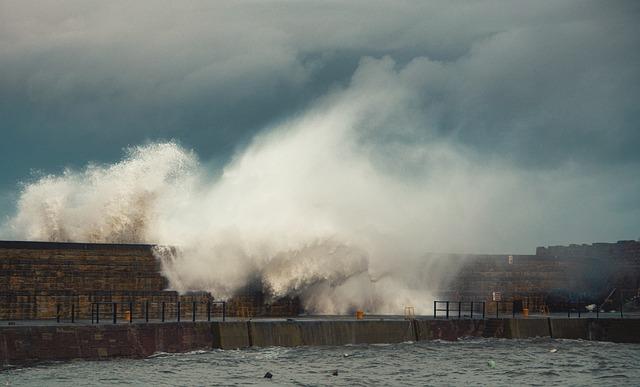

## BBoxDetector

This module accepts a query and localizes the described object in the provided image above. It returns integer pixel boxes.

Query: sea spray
[2,59,563,314]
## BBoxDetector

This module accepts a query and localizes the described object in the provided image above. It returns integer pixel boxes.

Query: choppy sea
[3,338,639,386]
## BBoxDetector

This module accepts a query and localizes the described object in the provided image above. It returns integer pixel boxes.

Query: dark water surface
[3,338,639,386]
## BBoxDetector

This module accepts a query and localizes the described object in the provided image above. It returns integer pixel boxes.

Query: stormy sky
[1,0,639,252]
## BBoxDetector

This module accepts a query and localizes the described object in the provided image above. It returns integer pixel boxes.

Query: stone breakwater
[3,239,639,320]
[0,240,301,320]
[1,318,639,366]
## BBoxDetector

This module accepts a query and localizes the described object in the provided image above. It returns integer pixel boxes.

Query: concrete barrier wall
[211,322,250,349]
[299,321,415,346]
[2,318,639,366]
[249,320,416,347]
[415,319,486,341]
[249,321,303,347]
[505,319,551,339]
[585,319,640,343]
[547,318,640,342]
[549,319,589,340]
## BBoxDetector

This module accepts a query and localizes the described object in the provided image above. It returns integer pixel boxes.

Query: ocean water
[3,338,639,386]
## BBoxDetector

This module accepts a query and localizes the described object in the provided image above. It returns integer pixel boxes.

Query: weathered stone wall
[0,241,166,292]
[0,241,176,320]
[443,254,569,299]
[225,294,301,319]
[536,240,640,259]
[441,240,640,309]
[0,322,215,365]
[2,239,636,320]
[2,318,639,366]
[0,241,301,320]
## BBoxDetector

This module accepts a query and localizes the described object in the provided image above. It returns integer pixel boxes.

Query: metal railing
[565,302,625,319]
[433,301,486,319]
[433,299,635,319]
[88,301,227,324]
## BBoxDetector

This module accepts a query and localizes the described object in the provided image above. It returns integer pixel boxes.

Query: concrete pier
[1,317,639,366]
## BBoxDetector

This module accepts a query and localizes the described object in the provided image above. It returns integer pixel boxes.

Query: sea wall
[3,239,637,321]
[0,241,171,320]
[0,322,214,365]
[1,318,639,366]
[248,320,417,347]
[414,319,486,340]
[0,241,301,320]
[443,240,640,304]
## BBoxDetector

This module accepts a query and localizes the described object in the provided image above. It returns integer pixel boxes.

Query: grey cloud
[0,0,639,242]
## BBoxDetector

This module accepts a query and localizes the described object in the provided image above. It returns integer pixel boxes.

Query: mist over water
[1,57,634,313]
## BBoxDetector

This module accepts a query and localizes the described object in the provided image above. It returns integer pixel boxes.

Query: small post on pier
[113,303,117,324]
[56,304,61,323]
[192,301,196,322]
[129,302,133,323]
[96,303,100,324]
[222,301,226,322]
[177,301,181,322]
[496,302,499,319]
[620,291,624,318]
[482,302,486,319]
[207,301,211,322]
[71,303,75,323]
[161,302,165,322]
[145,301,149,323]
[512,301,516,319]
[445,301,450,319]
[458,302,462,319]
[470,301,474,319]
[433,301,436,319]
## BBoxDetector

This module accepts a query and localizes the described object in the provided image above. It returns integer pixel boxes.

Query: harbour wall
[0,240,301,320]
[2,318,639,365]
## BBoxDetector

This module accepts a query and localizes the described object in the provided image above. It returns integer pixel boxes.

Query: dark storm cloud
[0,0,639,239]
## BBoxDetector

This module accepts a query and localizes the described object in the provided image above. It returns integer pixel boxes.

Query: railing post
[113,303,117,324]
[222,301,226,322]
[445,301,449,319]
[145,301,149,323]
[207,301,211,322]
[161,302,165,322]
[71,303,75,323]
[177,301,181,322]
[458,302,462,319]
[56,304,61,323]
[470,301,474,319]
[96,303,100,324]
[192,301,196,322]
[433,301,436,319]
[620,291,624,318]
[129,302,133,323]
